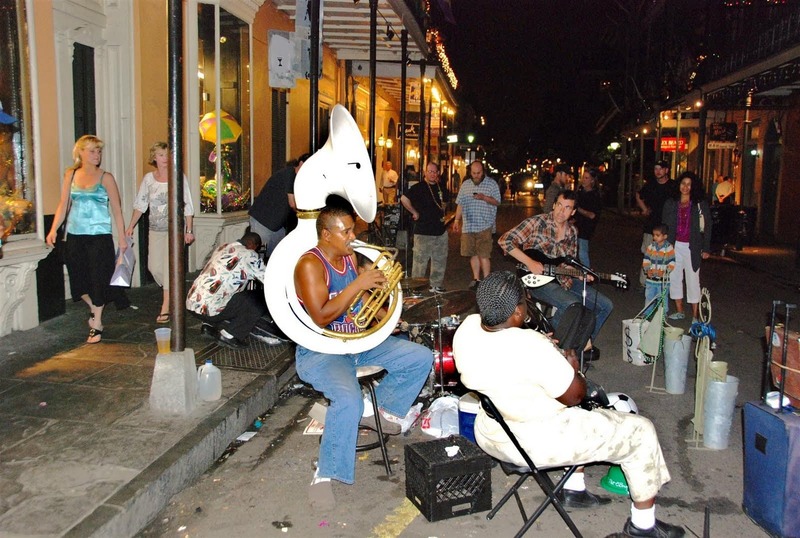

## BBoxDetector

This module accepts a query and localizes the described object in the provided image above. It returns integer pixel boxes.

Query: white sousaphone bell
[263,104,403,354]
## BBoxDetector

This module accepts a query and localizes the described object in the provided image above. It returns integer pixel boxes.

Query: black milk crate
[405,435,492,522]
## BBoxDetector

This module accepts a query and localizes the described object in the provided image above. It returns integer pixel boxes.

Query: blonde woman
[126,141,195,323]
[46,135,127,343]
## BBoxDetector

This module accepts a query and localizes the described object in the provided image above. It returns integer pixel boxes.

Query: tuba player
[294,202,432,510]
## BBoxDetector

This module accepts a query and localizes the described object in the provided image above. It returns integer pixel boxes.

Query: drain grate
[196,338,295,376]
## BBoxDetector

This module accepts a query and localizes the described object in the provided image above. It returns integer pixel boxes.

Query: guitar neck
[545,265,611,282]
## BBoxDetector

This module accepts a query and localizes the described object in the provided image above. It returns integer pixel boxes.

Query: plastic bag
[420,395,459,438]
[110,237,135,287]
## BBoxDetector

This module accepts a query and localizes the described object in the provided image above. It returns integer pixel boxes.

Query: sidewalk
[0,282,296,537]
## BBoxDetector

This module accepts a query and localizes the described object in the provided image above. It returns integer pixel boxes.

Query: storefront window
[0,0,35,243]
[197,3,251,214]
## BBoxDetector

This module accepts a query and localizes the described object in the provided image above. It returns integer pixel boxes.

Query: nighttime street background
[440,0,730,168]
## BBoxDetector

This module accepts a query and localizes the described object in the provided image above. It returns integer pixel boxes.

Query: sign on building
[659,137,686,152]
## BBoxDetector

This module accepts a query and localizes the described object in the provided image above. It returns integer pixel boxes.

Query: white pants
[475,407,670,502]
[670,241,701,304]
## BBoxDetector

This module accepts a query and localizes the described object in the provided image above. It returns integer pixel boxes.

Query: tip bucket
[600,465,629,495]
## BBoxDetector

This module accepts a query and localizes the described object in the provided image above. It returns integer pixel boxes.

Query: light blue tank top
[67,174,112,235]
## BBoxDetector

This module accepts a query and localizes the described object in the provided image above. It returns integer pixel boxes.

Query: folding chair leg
[487,473,530,521]
[518,467,582,538]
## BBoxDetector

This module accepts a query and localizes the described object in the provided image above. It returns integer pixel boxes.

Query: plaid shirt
[455,177,501,233]
[498,213,577,286]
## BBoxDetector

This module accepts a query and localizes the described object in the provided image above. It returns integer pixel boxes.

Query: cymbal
[400,277,429,292]
[402,290,476,325]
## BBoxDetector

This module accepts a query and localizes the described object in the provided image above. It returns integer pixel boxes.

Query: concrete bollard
[149,348,198,415]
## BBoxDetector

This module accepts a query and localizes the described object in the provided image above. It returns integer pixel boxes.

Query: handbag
[59,169,77,244]
[698,203,705,234]
[110,236,136,287]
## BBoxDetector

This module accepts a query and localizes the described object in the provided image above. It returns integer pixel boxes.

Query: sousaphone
[263,104,403,354]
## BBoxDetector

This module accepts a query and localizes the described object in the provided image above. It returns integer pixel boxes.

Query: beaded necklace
[426,181,444,212]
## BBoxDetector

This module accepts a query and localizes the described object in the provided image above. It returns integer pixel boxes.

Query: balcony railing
[707,4,800,81]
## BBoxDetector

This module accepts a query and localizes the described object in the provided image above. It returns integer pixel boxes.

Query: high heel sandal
[87,326,103,344]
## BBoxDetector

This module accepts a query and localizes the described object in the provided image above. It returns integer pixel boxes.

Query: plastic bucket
[663,335,692,394]
[703,375,739,449]
[600,464,629,496]
[458,392,480,443]
[622,319,649,366]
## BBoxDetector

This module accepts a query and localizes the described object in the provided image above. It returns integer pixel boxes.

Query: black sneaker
[468,280,481,290]
[557,489,612,509]
[216,330,248,349]
[200,323,217,339]
[623,518,685,538]
[583,347,601,362]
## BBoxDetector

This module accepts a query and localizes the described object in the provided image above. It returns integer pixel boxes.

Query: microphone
[565,255,599,279]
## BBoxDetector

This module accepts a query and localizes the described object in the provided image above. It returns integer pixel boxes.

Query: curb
[64,365,296,537]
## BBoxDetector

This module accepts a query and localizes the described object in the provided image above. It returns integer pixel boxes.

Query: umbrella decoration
[198,110,242,145]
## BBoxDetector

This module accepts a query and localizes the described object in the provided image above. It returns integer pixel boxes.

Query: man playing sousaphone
[294,200,431,510]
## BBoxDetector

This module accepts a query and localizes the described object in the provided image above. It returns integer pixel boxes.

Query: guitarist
[498,190,613,361]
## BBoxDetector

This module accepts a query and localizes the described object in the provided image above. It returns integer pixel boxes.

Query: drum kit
[399,277,477,393]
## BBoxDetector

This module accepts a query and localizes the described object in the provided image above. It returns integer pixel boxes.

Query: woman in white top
[126,141,195,323]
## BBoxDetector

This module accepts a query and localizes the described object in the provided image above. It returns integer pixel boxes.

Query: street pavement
[1,192,798,537]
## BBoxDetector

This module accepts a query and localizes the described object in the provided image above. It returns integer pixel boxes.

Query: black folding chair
[477,392,583,538]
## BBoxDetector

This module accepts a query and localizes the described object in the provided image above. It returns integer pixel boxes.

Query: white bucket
[622,319,649,366]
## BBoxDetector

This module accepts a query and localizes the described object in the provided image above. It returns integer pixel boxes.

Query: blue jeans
[296,336,432,484]
[577,238,591,268]
[249,217,285,257]
[644,281,669,317]
[529,281,614,342]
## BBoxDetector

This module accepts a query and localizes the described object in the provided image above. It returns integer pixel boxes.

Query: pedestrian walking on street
[453,160,501,289]
[45,135,128,344]
[400,161,449,293]
[126,141,195,324]
[662,171,712,323]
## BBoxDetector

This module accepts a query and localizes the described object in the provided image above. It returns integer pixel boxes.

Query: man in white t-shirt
[453,271,684,538]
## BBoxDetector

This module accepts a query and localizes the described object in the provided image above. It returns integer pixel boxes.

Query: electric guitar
[518,249,629,290]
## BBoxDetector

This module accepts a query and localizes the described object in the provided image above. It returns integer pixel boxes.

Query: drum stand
[432,301,448,396]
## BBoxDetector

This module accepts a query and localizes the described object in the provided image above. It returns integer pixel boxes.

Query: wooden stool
[356,365,393,475]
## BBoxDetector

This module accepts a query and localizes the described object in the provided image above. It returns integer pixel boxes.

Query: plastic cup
[154,328,171,354]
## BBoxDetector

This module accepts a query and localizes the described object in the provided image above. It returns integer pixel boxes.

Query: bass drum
[416,320,461,388]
